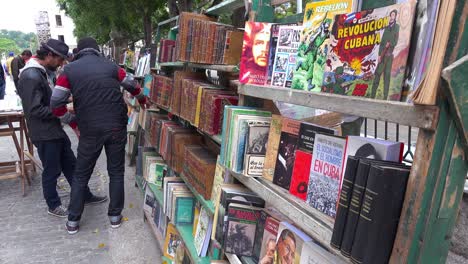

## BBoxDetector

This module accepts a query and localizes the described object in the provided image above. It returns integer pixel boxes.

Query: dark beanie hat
[77,37,100,51]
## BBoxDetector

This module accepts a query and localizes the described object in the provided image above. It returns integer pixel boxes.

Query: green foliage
[0,38,20,56]
[58,0,169,45]
[0,30,38,53]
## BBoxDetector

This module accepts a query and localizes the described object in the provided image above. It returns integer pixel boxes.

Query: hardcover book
[322,2,416,101]
[273,118,301,190]
[224,203,262,257]
[307,134,346,218]
[290,123,337,200]
[183,145,217,199]
[173,194,195,225]
[163,223,182,260]
[263,115,283,181]
[350,164,411,264]
[276,222,313,264]
[243,121,271,176]
[239,22,273,85]
[194,206,214,257]
[270,25,303,87]
[171,133,203,174]
[267,23,299,84]
[292,0,354,91]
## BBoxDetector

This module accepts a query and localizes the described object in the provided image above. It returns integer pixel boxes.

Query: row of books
[238,0,431,102]
[176,12,244,65]
[149,71,240,136]
[158,39,176,63]
[331,156,411,263]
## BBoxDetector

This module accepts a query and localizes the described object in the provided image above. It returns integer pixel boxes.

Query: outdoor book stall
[124,0,468,263]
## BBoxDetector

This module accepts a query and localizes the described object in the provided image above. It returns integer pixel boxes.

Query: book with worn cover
[307,134,346,218]
[330,155,360,250]
[192,201,201,236]
[239,22,273,85]
[292,0,355,91]
[258,216,281,264]
[350,164,411,264]
[194,206,214,257]
[173,194,195,225]
[224,203,262,257]
[211,157,226,205]
[262,115,283,181]
[171,71,204,115]
[171,133,202,174]
[183,145,217,199]
[322,2,416,101]
[163,223,182,260]
[223,30,244,65]
[271,25,303,87]
[266,23,299,84]
[243,121,271,176]
[276,222,313,264]
[290,123,337,200]
[273,118,301,190]
[340,158,406,257]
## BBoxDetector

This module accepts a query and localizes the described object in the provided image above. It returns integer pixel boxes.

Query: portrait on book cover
[275,229,297,264]
[239,22,272,85]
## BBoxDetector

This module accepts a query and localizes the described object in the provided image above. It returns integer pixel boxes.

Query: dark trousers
[68,127,127,221]
[34,137,92,210]
[0,82,5,100]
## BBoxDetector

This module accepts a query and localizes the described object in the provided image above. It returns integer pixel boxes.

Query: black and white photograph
[247,125,270,155]
[278,29,293,46]
[272,72,286,86]
[225,222,256,256]
[307,174,339,218]
[274,54,289,72]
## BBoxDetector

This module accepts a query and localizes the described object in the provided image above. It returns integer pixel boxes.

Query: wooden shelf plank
[143,210,165,251]
[237,83,439,130]
[188,63,239,73]
[158,16,179,27]
[179,172,216,215]
[228,170,349,262]
[158,62,185,67]
[176,224,211,264]
[148,183,164,206]
[205,0,245,15]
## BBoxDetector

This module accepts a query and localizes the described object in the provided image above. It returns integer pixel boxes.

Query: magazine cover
[307,134,346,218]
[271,25,303,88]
[322,2,416,101]
[266,23,299,84]
[224,204,262,257]
[292,0,354,91]
[239,22,272,85]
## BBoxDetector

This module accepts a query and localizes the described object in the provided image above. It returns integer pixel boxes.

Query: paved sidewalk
[0,126,162,264]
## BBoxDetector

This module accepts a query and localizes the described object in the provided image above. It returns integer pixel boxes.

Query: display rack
[131,0,468,263]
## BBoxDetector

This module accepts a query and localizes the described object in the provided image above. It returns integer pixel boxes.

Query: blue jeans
[34,137,93,210]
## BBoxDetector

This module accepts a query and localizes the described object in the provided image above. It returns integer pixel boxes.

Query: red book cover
[239,22,272,85]
[289,150,312,201]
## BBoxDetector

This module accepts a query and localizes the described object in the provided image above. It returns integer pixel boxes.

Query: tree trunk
[143,12,152,46]
[168,0,179,16]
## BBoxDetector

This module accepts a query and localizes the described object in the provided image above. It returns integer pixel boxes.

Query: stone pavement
[0,124,162,263]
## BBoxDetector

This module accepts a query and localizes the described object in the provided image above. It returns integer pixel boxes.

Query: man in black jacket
[17,39,106,218]
[11,50,32,89]
[50,37,147,234]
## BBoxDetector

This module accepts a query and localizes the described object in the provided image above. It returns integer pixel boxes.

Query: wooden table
[0,111,37,196]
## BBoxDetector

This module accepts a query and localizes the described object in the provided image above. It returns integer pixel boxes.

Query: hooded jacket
[17,58,68,141]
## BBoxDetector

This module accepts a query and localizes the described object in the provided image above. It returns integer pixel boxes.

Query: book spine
[340,161,372,257]
[331,156,360,249]
[351,166,410,264]
[262,115,283,181]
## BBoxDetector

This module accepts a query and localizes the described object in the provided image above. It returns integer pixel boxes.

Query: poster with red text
[306,134,346,218]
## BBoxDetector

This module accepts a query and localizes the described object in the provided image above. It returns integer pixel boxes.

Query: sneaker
[85,195,108,205]
[48,205,68,218]
[66,221,79,235]
[109,215,123,229]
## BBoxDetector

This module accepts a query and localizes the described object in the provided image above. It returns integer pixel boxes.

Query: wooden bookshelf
[237,82,439,130]
[158,62,185,67]
[176,224,211,264]
[228,169,349,262]
[205,0,244,15]
[179,172,216,215]
[187,63,239,73]
[143,210,165,250]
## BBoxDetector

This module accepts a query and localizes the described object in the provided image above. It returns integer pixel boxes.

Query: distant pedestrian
[17,39,106,218]
[0,63,5,100]
[50,37,147,234]
[5,51,14,76]
[11,50,33,88]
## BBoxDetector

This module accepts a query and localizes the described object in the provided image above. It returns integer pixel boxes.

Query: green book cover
[154,162,168,188]
[175,196,195,224]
